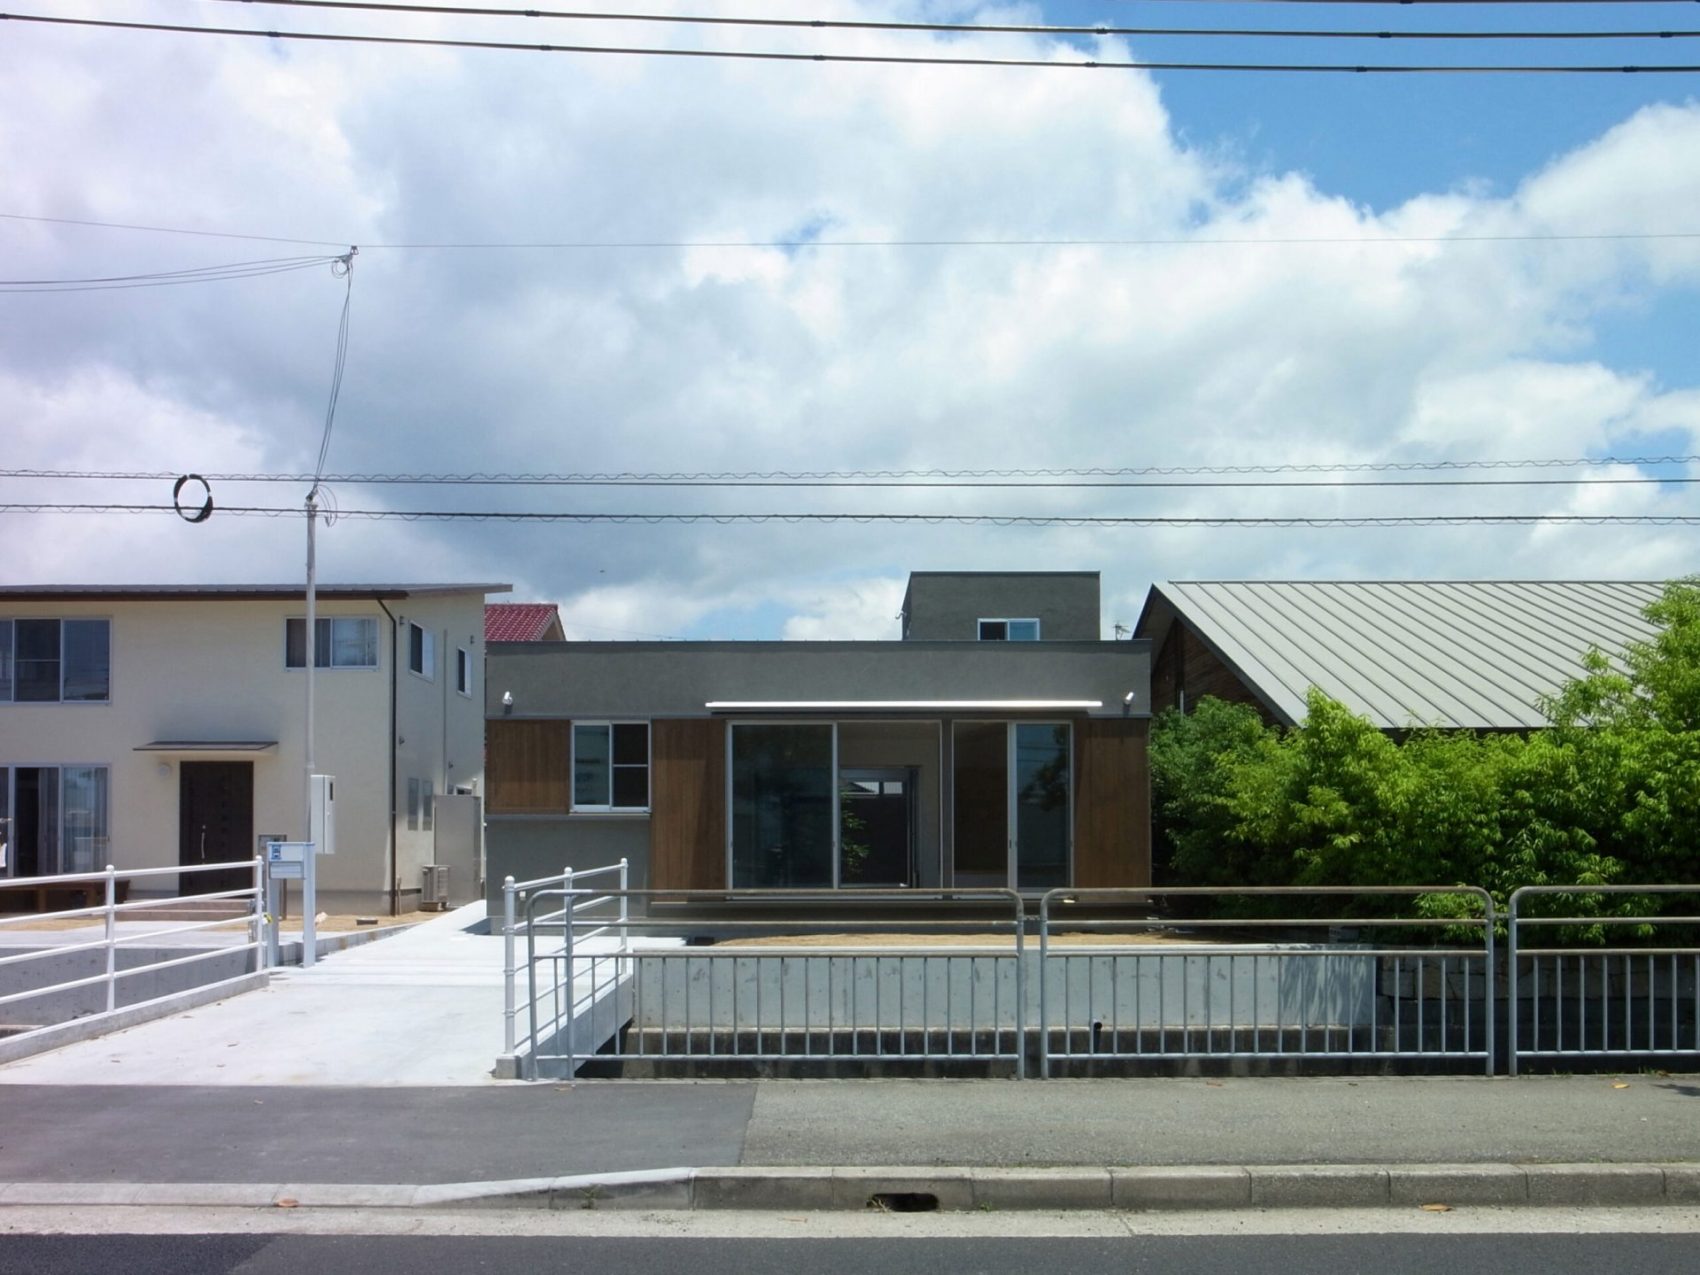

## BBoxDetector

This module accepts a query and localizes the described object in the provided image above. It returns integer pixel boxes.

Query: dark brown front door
[179,762,254,895]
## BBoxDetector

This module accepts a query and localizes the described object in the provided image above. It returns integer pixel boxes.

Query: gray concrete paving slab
[738,1075,1700,1167]
[0,903,506,1086]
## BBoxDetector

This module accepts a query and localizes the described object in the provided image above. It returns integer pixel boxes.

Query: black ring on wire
[172,473,214,523]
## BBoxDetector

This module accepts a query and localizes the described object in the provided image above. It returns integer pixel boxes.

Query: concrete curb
[4,1163,1699,1212]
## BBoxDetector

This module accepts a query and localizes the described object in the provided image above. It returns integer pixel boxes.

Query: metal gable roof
[1146,580,1667,730]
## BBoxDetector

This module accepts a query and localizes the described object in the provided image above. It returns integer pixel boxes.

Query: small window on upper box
[455,647,472,697]
[978,617,1040,642]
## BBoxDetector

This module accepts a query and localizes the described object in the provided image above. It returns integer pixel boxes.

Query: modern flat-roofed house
[484,570,1152,910]
[1135,580,1666,730]
[0,583,508,913]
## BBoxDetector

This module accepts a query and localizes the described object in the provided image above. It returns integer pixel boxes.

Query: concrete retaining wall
[0,945,256,1030]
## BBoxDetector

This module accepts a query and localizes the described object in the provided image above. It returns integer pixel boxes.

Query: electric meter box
[309,774,336,857]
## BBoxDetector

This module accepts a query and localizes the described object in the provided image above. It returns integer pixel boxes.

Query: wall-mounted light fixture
[1122,690,1136,716]
[502,690,514,716]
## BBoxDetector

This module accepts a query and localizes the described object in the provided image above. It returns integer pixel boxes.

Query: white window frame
[0,762,111,877]
[977,617,1041,642]
[0,617,112,704]
[285,616,379,670]
[408,622,436,682]
[455,646,473,697]
[570,721,651,813]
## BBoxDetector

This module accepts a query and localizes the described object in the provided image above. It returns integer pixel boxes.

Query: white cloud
[2,7,1699,635]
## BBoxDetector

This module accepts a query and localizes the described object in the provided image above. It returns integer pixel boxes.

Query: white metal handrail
[0,859,268,1041]
[501,860,629,1058]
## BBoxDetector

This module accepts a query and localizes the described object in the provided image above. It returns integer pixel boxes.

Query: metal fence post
[251,856,267,973]
[1481,890,1497,1077]
[1038,890,1052,1079]
[103,865,117,1013]
[1013,889,1026,1080]
[563,868,576,1078]
[1506,889,1521,1077]
[503,875,518,1057]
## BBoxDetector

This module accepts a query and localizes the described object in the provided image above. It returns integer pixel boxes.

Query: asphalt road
[0,1084,754,1183]
[3,1233,1699,1275]
[1,1075,1696,1185]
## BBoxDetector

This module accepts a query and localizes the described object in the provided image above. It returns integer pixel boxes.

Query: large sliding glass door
[951,721,1071,890]
[730,723,835,888]
[0,765,108,878]
[1013,723,1070,889]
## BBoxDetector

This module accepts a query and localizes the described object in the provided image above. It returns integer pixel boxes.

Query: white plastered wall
[0,592,490,912]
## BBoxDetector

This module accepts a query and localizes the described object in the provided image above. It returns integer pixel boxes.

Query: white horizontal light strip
[704,700,1103,710]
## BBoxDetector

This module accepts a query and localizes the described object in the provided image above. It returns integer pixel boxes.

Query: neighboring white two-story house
[0,583,508,914]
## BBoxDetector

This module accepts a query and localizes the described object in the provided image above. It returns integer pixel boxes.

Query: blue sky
[2,2,1698,638]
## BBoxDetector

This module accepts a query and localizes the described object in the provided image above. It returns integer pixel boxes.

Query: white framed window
[0,618,111,703]
[286,617,378,669]
[456,647,472,697]
[0,764,109,876]
[408,623,436,681]
[978,617,1040,642]
[572,722,650,812]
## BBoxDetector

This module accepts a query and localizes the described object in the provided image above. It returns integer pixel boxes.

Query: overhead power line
[4,502,1700,528]
[0,254,345,293]
[3,471,1699,491]
[200,0,1700,42]
[5,12,1697,72]
[7,211,1697,251]
[2,455,1696,484]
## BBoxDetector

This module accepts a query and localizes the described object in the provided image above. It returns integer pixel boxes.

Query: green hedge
[1150,578,1700,925]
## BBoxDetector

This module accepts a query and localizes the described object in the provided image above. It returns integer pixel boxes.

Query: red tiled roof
[485,602,562,642]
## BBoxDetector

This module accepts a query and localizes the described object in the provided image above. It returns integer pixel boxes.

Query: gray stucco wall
[900,572,1101,641]
[485,816,650,916]
[487,638,1149,720]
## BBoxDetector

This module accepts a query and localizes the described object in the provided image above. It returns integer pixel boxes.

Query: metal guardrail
[0,859,267,1041]
[496,870,632,1067]
[1039,887,1496,1077]
[1508,884,1700,1076]
[510,885,1026,1080]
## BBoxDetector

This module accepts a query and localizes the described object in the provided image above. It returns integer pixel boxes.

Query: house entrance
[178,761,254,894]
[951,721,1071,890]
[839,768,916,888]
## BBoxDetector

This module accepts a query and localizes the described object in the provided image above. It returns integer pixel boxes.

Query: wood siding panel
[486,719,571,813]
[650,717,727,890]
[1073,718,1151,889]
[1155,625,1276,723]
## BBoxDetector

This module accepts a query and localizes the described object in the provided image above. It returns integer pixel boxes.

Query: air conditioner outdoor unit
[421,864,451,910]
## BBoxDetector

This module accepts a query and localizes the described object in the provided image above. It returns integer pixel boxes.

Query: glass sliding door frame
[950,719,1074,891]
[0,762,109,878]
[725,719,947,890]
[727,720,840,889]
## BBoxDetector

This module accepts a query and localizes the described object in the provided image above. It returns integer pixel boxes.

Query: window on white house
[285,617,378,669]
[572,722,649,811]
[408,623,435,680]
[0,764,108,876]
[422,779,434,832]
[456,647,472,696]
[0,618,111,703]
[978,617,1040,642]
[407,777,420,831]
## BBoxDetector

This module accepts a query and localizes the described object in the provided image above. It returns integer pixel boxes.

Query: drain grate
[867,1192,940,1213]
